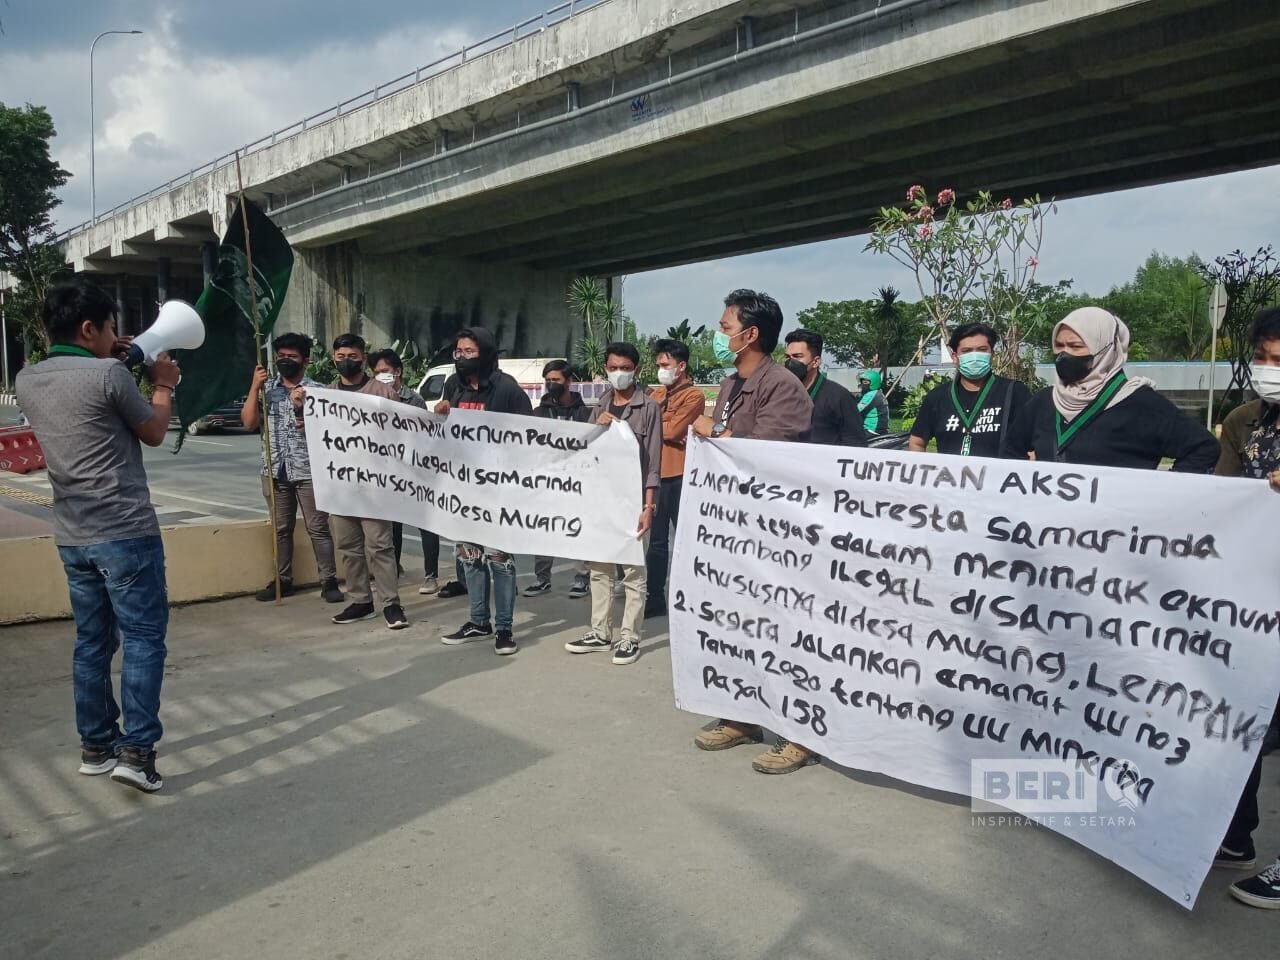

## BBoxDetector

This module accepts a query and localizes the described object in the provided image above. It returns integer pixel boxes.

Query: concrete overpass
[51,0,1280,353]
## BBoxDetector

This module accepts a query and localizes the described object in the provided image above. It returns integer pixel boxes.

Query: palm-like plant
[664,318,706,342]
[567,277,623,379]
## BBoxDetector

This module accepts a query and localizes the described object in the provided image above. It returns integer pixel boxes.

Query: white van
[417,358,609,406]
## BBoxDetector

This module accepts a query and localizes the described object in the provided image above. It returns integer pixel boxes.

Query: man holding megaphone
[16,279,185,794]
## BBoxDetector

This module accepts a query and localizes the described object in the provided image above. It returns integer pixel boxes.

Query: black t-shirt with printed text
[910,375,1030,457]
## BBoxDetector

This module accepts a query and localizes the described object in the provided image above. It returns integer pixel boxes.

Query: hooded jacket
[535,390,593,423]
[441,326,533,415]
[857,369,890,434]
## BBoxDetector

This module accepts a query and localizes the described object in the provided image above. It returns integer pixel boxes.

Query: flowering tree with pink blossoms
[865,185,1056,388]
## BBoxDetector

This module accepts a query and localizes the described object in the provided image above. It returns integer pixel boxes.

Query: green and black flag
[173,198,293,448]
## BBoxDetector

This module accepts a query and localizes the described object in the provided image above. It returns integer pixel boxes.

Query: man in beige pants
[292,333,408,631]
[564,342,661,666]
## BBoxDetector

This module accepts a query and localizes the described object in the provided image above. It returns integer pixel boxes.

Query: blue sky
[2,0,1277,332]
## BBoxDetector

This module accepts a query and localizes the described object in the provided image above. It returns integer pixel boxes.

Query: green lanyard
[48,344,96,358]
[807,371,826,400]
[1055,372,1128,451]
[949,375,996,456]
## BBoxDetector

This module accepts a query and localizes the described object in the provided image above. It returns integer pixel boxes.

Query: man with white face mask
[1213,307,1280,910]
[565,342,662,665]
[370,349,441,597]
[645,339,706,617]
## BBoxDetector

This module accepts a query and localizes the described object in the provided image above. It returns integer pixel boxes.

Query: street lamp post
[90,29,143,223]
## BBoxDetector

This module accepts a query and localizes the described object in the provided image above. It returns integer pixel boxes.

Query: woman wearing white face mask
[1006,306,1219,472]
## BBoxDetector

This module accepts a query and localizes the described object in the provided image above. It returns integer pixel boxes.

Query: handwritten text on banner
[303,387,644,565]
[669,436,1280,906]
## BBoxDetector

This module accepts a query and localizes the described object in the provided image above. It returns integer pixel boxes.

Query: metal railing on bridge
[60,0,611,238]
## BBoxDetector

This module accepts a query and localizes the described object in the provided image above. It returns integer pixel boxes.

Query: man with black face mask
[782,328,866,446]
[435,326,534,655]
[293,333,408,630]
[241,332,342,603]
[527,359,593,598]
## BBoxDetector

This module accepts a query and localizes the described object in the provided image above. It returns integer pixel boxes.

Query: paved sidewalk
[1,583,1275,960]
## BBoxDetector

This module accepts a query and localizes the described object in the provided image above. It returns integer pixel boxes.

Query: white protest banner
[670,436,1280,906]
[303,387,644,565]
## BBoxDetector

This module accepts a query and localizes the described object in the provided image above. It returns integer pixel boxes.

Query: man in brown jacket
[1210,306,1280,910]
[645,338,706,617]
[293,333,407,630]
[692,289,817,775]
[564,342,662,666]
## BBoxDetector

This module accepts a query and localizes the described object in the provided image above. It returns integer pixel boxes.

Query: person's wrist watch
[710,422,727,437]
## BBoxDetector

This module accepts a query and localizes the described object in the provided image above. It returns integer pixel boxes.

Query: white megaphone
[125,300,205,367]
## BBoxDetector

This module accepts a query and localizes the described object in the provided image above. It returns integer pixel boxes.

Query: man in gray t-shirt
[15,279,180,794]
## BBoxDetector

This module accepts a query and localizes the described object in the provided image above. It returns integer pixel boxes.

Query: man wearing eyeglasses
[434,326,533,656]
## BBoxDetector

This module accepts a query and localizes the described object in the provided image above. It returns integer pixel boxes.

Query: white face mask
[1252,364,1280,403]
[656,367,678,387]
[607,369,636,391]
[374,372,396,386]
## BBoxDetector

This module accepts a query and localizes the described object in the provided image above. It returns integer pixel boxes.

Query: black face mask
[1055,351,1094,385]
[455,356,485,378]
[544,380,565,399]
[275,357,303,379]
[335,358,365,379]
[785,359,810,382]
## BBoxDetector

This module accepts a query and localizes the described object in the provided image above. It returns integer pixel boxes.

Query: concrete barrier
[1,520,321,624]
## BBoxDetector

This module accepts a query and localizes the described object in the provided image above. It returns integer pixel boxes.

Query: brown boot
[751,740,821,774]
[693,720,763,751]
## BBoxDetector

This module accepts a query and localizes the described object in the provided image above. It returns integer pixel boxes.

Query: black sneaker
[494,630,517,656]
[255,579,294,601]
[441,622,493,645]
[78,744,118,776]
[1216,844,1258,870]
[567,578,589,599]
[643,598,667,620]
[612,640,640,665]
[384,603,409,630]
[438,580,468,598]
[319,578,344,603]
[110,747,163,793]
[1230,858,1280,909]
[332,602,376,624]
[564,633,612,654]
[522,579,552,597]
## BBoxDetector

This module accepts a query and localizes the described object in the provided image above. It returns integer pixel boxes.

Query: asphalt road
[0,407,439,567]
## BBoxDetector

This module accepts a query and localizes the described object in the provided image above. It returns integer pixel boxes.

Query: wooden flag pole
[235,150,283,605]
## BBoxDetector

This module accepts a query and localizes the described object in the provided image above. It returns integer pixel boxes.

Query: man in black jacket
[782,329,867,446]
[526,359,593,599]
[434,326,533,655]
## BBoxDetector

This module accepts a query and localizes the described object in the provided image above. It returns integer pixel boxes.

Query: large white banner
[302,387,645,565]
[670,435,1280,906]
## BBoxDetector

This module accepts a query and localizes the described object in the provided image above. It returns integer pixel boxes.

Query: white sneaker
[419,576,439,596]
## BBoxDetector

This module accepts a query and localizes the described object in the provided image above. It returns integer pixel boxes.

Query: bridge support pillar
[279,242,579,364]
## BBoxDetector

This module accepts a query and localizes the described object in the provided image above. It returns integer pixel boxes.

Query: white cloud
[4,9,1277,333]
[625,166,1280,334]
[0,11,469,229]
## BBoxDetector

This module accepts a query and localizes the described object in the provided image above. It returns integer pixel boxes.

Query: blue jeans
[458,542,516,631]
[58,536,169,752]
